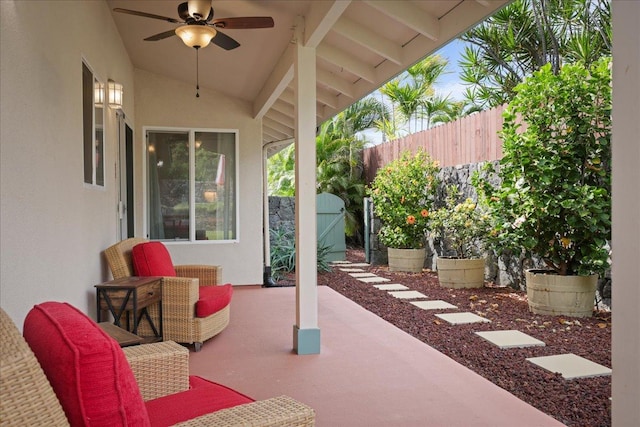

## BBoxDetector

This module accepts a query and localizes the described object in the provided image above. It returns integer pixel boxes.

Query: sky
[432,39,467,102]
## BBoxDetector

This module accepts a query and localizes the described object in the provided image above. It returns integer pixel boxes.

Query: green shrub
[270,227,333,280]
[367,150,440,248]
[475,57,611,276]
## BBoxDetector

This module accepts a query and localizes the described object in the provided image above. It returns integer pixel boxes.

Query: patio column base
[293,325,320,355]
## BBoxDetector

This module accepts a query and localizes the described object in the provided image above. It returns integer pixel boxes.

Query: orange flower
[420,209,429,217]
[406,215,416,225]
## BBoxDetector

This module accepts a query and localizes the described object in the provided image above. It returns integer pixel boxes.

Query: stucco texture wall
[0,0,134,327]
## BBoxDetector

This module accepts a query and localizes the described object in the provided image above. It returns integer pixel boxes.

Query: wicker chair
[0,306,315,426]
[104,238,229,351]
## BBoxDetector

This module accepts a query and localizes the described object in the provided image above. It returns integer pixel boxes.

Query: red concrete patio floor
[189,285,564,426]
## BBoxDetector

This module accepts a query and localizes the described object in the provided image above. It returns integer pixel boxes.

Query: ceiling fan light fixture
[175,25,217,48]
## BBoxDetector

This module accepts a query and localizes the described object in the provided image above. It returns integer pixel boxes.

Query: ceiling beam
[303,0,352,48]
[316,86,339,109]
[317,44,376,83]
[332,17,403,65]
[266,109,295,129]
[364,0,440,41]
[279,88,295,106]
[253,44,294,119]
[262,125,289,141]
[317,69,354,98]
[263,116,294,136]
[271,99,295,117]
[282,86,339,110]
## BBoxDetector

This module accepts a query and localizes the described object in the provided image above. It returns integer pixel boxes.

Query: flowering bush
[367,150,439,249]
[429,185,490,258]
[474,58,611,276]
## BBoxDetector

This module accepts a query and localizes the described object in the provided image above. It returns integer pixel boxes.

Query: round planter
[436,257,485,288]
[525,270,597,318]
[388,248,426,273]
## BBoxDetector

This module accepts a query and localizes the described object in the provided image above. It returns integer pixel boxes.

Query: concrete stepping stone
[435,312,491,325]
[339,268,366,272]
[373,284,409,291]
[410,300,458,310]
[348,272,377,278]
[388,290,428,299]
[330,260,351,264]
[526,353,612,379]
[475,330,545,349]
[347,263,371,267]
[357,276,390,283]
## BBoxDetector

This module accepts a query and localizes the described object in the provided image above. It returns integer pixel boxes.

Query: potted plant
[475,57,612,317]
[429,185,490,288]
[367,149,439,272]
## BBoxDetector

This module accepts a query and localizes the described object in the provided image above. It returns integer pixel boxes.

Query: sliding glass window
[146,129,237,242]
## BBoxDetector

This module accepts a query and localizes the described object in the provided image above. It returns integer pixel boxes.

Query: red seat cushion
[196,284,233,318]
[145,376,254,427]
[132,242,177,277]
[23,302,150,427]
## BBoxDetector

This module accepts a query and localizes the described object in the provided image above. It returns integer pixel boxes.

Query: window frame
[82,60,105,188]
[143,126,239,244]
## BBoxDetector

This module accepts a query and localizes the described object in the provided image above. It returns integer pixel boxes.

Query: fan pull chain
[195,47,200,98]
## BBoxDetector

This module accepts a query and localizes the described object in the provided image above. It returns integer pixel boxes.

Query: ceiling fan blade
[211,16,274,29]
[144,29,177,42]
[113,8,181,24]
[211,31,240,50]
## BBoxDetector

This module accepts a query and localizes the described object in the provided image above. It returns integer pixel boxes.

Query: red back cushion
[23,302,150,427]
[132,242,176,277]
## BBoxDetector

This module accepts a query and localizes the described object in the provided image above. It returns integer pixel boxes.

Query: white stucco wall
[0,0,135,327]
[133,69,264,286]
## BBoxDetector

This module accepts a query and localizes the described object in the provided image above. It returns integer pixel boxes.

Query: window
[82,62,104,186]
[146,129,237,241]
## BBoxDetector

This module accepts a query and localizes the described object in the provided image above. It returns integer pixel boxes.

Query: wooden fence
[363,104,506,184]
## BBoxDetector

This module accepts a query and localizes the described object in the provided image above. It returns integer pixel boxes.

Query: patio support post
[292,16,320,355]
[612,1,640,424]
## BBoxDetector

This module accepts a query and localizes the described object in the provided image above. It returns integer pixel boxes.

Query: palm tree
[379,79,424,134]
[459,0,611,108]
[267,144,295,196]
[379,55,451,133]
[420,94,453,129]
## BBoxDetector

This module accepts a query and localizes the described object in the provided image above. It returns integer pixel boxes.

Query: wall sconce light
[107,79,124,109]
[94,81,105,106]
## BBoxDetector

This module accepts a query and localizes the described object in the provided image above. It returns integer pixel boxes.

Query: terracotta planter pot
[436,257,485,288]
[525,269,597,318]
[388,248,426,273]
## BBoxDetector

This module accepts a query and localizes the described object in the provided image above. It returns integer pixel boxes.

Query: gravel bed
[314,248,611,427]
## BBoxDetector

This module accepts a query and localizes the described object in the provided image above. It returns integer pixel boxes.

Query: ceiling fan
[113,0,274,97]
[113,0,274,50]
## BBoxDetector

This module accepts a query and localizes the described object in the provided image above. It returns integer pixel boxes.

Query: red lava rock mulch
[315,248,611,427]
